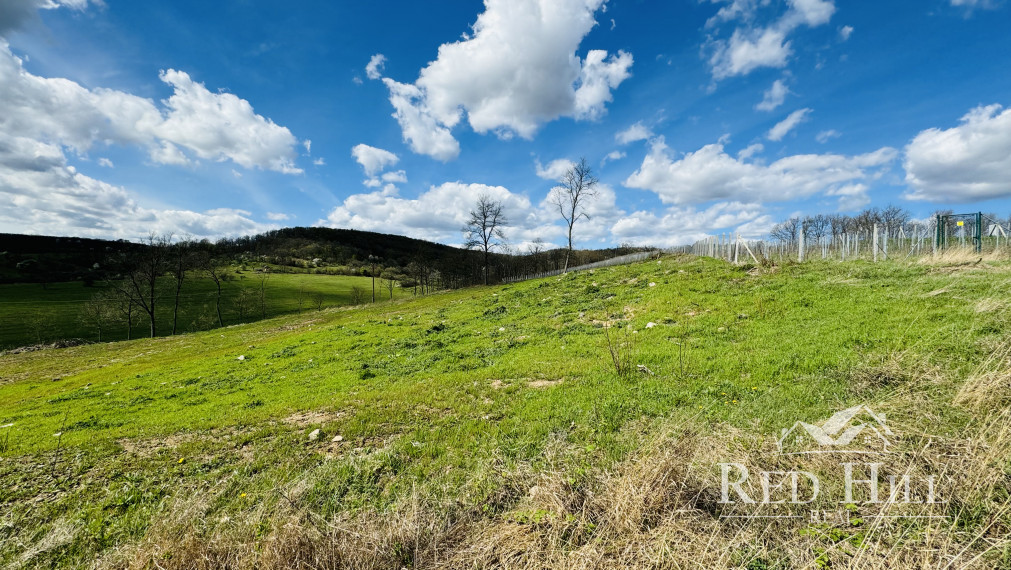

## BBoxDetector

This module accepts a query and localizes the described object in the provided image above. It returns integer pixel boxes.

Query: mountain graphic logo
[776,405,894,455]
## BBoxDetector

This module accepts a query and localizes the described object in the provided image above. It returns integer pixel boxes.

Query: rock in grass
[237,355,246,361]
[309,429,321,441]
[332,434,343,443]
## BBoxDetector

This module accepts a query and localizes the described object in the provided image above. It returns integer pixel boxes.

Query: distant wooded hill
[0,228,644,286]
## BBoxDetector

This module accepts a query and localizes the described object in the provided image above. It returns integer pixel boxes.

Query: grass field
[0,271,409,349]
[1,254,1009,568]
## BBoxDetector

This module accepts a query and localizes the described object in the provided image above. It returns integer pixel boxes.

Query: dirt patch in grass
[117,433,193,457]
[270,319,322,333]
[279,409,344,427]
[527,379,563,389]
[117,427,259,460]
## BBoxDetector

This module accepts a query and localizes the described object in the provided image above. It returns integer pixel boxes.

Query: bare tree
[527,237,546,256]
[382,270,397,300]
[803,214,829,242]
[349,286,364,305]
[770,217,800,244]
[26,310,54,344]
[113,234,169,338]
[199,254,231,327]
[827,214,850,239]
[107,287,136,340]
[310,291,325,311]
[881,205,911,238]
[169,240,194,335]
[79,291,115,342]
[256,270,269,318]
[235,288,256,320]
[853,207,882,234]
[463,194,508,285]
[295,282,308,313]
[550,157,598,272]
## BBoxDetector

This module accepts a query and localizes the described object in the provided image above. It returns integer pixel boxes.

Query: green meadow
[1,255,1009,568]
[0,271,408,349]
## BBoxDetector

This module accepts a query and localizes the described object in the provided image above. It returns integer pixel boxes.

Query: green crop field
[1,255,1009,569]
[0,271,409,349]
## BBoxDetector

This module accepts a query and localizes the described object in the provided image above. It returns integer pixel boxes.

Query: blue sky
[1,0,1010,248]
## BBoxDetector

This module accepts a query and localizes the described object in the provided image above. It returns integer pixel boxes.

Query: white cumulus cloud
[0,0,99,36]
[535,158,576,180]
[0,43,302,174]
[373,0,633,160]
[706,0,836,80]
[615,121,654,144]
[903,104,1011,202]
[623,136,897,208]
[321,182,535,244]
[0,133,274,239]
[351,143,399,176]
[381,78,461,162]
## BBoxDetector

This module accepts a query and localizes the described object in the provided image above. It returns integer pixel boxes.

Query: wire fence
[503,250,662,283]
[688,215,1011,265]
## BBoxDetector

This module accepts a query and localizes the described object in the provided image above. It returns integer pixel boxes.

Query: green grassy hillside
[0,272,408,349]
[1,255,1009,569]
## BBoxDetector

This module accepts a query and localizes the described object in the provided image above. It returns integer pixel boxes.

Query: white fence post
[873,224,879,262]
[798,228,805,262]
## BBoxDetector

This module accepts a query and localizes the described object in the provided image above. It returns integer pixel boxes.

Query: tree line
[768,206,1011,245]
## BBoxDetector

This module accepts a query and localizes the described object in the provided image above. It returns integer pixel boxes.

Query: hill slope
[1,255,1009,568]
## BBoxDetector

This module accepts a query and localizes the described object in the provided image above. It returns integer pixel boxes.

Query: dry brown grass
[90,336,1011,570]
[101,405,1011,570]
[956,333,1011,412]
[917,247,1011,270]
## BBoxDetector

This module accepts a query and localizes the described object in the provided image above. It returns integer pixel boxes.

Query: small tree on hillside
[79,291,115,342]
[256,270,269,318]
[550,157,598,272]
[111,234,170,338]
[295,283,308,313]
[169,240,195,335]
[310,291,325,311]
[463,194,508,285]
[198,254,232,327]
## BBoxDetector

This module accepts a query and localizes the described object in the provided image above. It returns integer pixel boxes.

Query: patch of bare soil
[271,319,322,333]
[527,379,563,389]
[279,409,344,427]
[117,433,194,457]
